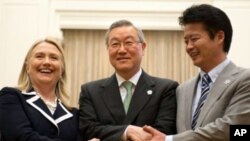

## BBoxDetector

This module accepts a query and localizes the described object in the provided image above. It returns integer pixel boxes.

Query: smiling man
[78,19,178,141]
[143,4,250,141]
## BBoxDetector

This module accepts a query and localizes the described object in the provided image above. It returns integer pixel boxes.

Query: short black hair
[179,4,233,53]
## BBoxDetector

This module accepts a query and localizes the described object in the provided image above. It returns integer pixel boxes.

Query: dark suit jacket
[79,71,178,141]
[0,87,82,141]
[174,62,250,141]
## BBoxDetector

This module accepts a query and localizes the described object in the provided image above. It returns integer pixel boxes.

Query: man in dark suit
[78,19,178,141]
[143,4,250,141]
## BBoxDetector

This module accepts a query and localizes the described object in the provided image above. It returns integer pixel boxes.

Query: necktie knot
[203,74,211,83]
[202,74,212,89]
[123,81,133,93]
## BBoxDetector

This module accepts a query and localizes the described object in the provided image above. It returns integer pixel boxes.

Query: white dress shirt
[116,68,142,102]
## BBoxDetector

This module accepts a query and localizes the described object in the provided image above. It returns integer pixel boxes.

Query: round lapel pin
[147,90,153,95]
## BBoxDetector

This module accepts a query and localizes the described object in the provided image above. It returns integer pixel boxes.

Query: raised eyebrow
[183,34,190,39]
[184,36,189,41]
[184,34,200,39]
[125,36,136,41]
[109,38,120,42]
[34,52,44,56]
[50,54,58,57]
[49,52,61,57]
[190,34,201,38]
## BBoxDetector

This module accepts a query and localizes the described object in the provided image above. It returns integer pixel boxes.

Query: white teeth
[40,69,52,73]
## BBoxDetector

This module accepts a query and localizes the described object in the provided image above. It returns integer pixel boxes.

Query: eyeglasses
[109,40,141,49]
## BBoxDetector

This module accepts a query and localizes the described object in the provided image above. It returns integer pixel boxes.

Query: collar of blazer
[23,91,73,128]
[195,62,242,126]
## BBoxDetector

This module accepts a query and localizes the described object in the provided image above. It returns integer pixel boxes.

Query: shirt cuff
[166,135,173,141]
[121,126,129,141]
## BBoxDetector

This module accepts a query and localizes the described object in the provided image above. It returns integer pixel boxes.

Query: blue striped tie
[191,74,212,129]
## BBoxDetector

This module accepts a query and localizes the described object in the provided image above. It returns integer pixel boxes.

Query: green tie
[123,81,133,113]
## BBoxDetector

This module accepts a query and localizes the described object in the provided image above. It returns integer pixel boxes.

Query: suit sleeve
[152,80,178,135]
[173,70,250,141]
[0,87,62,141]
[78,84,127,141]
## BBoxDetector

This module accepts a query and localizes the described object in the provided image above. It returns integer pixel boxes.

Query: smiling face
[26,42,63,88]
[183,23,226,72]
[107,26,146,79]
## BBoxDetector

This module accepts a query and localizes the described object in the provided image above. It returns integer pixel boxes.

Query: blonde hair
[18,37,71,109]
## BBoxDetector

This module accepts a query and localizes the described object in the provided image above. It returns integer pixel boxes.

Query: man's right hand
[126,125,152,141]
[143,125,166,141]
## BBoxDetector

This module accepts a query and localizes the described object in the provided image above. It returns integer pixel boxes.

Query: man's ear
[216,30,225,44]
[141,42,147,56]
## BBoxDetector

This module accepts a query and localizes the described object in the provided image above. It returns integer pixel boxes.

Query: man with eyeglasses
[78,19,178,141]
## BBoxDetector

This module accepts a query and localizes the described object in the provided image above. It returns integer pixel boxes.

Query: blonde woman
[0,37,82,141]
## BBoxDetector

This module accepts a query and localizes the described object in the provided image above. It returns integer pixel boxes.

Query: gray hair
[104,19,145,46]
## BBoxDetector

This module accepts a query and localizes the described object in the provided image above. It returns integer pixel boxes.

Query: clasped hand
[127,125,166,141]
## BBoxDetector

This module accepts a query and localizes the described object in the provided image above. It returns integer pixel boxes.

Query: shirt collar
[116,68,142,87]
[200,58,230,83]
[22,91,37,95]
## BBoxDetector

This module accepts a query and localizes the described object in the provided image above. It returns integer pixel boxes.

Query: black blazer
[0,87,81,141]
[79,71,178,141]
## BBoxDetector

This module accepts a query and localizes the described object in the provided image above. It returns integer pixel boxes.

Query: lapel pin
[147,90,153,95]
[224,79,231,85]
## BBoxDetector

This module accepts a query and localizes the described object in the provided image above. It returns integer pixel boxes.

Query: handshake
[89,125,166,141]
[125,125,166,141]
